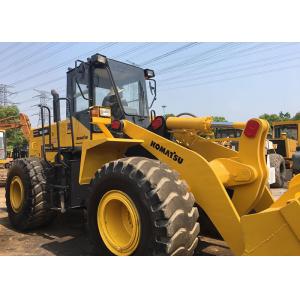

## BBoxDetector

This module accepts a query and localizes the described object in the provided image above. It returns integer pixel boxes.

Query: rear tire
[269,153,286,188]
[88,157,200,256]
[5,158,56,231]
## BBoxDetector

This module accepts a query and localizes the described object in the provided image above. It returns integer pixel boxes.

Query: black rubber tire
[269,153,286,188]
[88,157,200,256]
[5,158,56,231]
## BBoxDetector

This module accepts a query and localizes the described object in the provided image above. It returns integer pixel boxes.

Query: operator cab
[274,124,298,140]
[66,54,155,129]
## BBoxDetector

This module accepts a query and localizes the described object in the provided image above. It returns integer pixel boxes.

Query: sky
[0,42,300,126]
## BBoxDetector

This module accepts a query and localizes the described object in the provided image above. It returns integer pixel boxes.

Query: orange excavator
[0,113,31,168]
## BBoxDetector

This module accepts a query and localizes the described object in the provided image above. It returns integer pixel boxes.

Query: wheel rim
[97,190,140,256]
[10,176,24,213]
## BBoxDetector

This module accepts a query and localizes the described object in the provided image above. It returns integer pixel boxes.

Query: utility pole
[0,84,16,106]
[33,89,51,127]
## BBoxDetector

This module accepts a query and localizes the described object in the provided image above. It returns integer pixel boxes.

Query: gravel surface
[0,167,285,256]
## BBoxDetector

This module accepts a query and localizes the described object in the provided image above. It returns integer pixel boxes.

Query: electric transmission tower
[0,84,16,106]
[33,89,51,127]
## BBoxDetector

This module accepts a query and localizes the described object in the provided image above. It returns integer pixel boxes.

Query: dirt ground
[0,167,286,256]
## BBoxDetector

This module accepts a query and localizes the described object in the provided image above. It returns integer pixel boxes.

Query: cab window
[75,83,89,112]
[274,125,298,140]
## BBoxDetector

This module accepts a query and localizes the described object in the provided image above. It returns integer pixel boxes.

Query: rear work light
[244,119,260,138]
[151,116,164,130]
[144,69,155,79]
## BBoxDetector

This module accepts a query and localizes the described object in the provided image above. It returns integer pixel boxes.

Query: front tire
[88,157,200,256]
[269,154,286,188]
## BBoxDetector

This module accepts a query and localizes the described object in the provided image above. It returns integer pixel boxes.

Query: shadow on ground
[0,193,232,256]
[0,209,96,256]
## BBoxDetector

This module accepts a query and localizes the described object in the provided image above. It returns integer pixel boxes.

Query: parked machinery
[5,54,300,255]
[0,113,30,167]
[270,120,300,176]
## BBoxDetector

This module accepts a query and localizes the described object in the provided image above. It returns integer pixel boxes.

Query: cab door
[67,64,93,146]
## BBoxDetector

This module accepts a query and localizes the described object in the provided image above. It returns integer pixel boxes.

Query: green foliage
[212,116,227,122]
[259,113,282,124]
[164,113,175,119]
[293,112,300,120]
[279,111,291,120]
[0,105,27,150]
[259,111,292,125]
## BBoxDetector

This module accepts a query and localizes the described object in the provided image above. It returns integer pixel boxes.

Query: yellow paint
[27,109,300,255]
[122,119,244,255]
[241,200,300,255]
[79,138,143,184]
[270,119,300,160]
[91,116,113,138]
[231,119,269,215]
[209,158,257,187]
[10,176,24,213]
[97,190,140,256]
[122,119,300,255]
[166,116,213,132]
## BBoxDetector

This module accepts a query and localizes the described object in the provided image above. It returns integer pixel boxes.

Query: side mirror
[51,89,61,122]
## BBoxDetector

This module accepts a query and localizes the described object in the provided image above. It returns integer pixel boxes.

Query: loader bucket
[242,175,300,255]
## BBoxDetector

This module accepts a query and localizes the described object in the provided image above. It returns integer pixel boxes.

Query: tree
[212,116,227,122]
[259,112,291,125]
[293,112,300,120]
[0,105,27,150]
[279,111,291,120]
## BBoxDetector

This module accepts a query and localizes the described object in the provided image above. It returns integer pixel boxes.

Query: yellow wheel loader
[5,54,300,255]
[270,120,300,177]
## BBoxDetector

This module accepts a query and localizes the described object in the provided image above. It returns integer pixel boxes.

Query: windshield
[274,124,298,140]
[108,59,148,117]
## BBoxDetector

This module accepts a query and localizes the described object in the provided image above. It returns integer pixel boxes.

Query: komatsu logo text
[150,141,184,164]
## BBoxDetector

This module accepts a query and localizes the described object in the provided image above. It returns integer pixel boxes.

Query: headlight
[90,106,111,118]
[99,107,111,118]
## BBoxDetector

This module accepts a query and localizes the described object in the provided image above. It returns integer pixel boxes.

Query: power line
[156,43,237,74]
[0,43,76,78]
[16,43,161,109]
[0,43,58,75]
[157,43,297,84]
[160,45,300,87]
[113,43,152,59]
[18,75,65,94]
[15,43,198,97]
[0,43,21,54]
[125,43,169,61]
[139,43,200,66]
[11,42,118,88]
[160,61,300,91]
[15,42,156,95]
[0,43,36,64]
[156,43,262,76]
